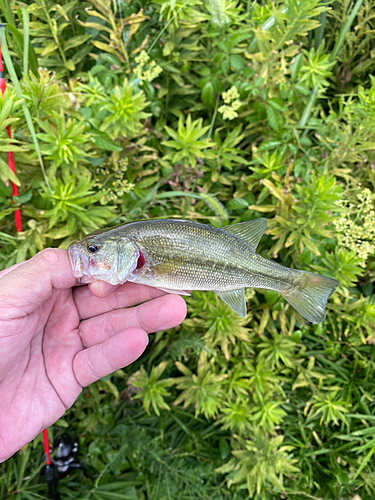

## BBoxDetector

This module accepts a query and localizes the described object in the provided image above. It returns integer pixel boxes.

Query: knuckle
[101,342,117,372]
[78,324,88,348]
[137,305,148,332]
[38,248,65,268]
[106,290,121,311]
[85,351,99,383]
[105,313,116,339]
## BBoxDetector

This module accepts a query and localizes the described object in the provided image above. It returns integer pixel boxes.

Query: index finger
[74,282,167,320]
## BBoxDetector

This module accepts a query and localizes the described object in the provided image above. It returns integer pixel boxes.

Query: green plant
[217,431,299,497]
[0,89,22,185]
[162,114,217,168]
[128,361,174,415]
[101,79,150,138]
[305,389,350,426]
[184,293,250,360]
[39,175,113,244]
[250,397,287,432]
[174,352,228,418]
[37,111,88,172]
[300,44,335,89]
[256,175,343,257]
[153,0,206,28]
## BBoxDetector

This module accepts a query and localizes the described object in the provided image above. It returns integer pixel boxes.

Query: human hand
[0,249,187,463]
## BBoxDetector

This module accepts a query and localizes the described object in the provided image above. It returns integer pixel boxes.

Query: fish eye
[87,243,100,254]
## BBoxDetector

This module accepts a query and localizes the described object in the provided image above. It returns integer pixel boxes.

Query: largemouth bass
[68,218,339,323]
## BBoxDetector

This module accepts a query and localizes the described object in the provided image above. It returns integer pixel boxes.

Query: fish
[68,218,339,323]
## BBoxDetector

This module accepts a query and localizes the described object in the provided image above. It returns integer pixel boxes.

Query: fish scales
[92,220,291,291]
[116,219,295,292]
[68,218,339,323]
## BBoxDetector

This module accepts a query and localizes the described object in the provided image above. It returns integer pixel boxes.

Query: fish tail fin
[280,271,339,324]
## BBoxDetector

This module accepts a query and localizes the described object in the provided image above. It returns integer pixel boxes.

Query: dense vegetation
[0,0,375,498]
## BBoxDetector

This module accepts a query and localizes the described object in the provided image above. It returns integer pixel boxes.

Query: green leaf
[267,106,280,132]
[330,0,365,61]
[64,35,92,51]
[21,8,29,75]
[201,81,214,106]
[226,198,248,210]
[137,175,159,189]
[65,59,75,71]
[230,54,245,71]
[90,129,123,151]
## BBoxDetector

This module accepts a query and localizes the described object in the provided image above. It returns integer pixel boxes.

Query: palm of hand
[0,249,186,462]
[0,288,81,458]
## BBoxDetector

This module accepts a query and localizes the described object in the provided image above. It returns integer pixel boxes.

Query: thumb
[0,249,76,319]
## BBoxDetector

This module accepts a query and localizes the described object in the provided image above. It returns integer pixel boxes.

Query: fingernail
[98,281,115,296]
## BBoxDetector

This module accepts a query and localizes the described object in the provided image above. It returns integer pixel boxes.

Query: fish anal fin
[216,288,247,318]
[223,218,267,250]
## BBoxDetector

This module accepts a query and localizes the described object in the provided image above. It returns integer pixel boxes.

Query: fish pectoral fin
[223,219,267,250]
[157,287,191,296]
[216,289,247,318]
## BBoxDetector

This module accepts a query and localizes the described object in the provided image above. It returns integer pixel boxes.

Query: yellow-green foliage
[1,0,375,498]
[335,187,375,266]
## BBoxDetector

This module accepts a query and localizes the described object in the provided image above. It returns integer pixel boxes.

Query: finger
[0,262,24,280]
[74,281,167,320]
[0,249,76,319]
[73,327,148,387]
[79,294,187,347]
[89,281,119,297]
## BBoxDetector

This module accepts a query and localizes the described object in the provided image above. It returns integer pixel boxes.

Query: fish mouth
[68,242,92,284]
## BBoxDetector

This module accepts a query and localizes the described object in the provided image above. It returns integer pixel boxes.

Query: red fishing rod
[0,24,22,232]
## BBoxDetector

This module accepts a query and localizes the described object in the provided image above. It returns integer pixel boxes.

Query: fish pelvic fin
[281,271,339,324]
[216,289,247,318]
[157,287,191,296]
[223,218,267,250]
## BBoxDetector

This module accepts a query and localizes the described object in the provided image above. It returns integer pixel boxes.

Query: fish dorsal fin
[223,219,267,250]
[216,289,247,318]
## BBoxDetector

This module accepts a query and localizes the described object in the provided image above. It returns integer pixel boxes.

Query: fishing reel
[51,434,85,477]
[44,434,88,500]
